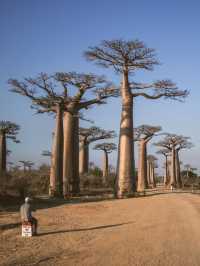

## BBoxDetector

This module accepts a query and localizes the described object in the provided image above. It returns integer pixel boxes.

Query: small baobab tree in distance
[85,39,189,198]
[94,142,117,185]
[19,160,34,172]
[135,125,161,191]
[79,127,116,175]
[154,134,192,188]
[184,164,192,178]
[0,121,20,177]
[156,149,171,186]
[147,155,158,188]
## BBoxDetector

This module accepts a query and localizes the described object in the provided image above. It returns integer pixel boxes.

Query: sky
[1,0,200,173]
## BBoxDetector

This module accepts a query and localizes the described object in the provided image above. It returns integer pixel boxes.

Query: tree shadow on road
[0,192,116,213]
[38,221,134,237]
[138,190,195,198]
[0,222,21,231]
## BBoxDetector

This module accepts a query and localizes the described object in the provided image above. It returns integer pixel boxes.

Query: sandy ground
[1,191,200,266]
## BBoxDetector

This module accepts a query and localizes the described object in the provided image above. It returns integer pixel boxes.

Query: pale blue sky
[1,0,200,173]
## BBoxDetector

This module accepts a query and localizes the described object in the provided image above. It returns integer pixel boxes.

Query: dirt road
[1,192,200,266]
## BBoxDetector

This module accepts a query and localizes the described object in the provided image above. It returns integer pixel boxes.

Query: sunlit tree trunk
[63,111,80,197]
[116,69,135,198]
[79,140,89,175]
[137,139,148,191]
[102,150,109,185]
[73,114,80,194]
[170,148,176,187]
[147,160,151,186]
[49,105,63,196]
[175,150,182,188]
[63,112,73,197]
[151,164,156,188]
[0,133,6,177]
[164,155,168,186]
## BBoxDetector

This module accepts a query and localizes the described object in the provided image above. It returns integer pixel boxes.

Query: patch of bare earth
[1,192,200,265]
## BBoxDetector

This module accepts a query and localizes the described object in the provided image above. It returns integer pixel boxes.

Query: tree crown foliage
[0,121,20,142]
[134,124,161,141]
[9,72,118,114]
[41,150,52,157]
[156,148,171,157]
[19,160,34,168]
[85,39,189,101]
[154,134,193,151]
[94,142,117,153]
[79,126,116,144]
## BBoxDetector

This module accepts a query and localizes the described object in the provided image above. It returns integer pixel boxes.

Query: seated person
[20,197,37,235]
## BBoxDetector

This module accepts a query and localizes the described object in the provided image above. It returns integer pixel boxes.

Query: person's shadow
[38,221,134,236]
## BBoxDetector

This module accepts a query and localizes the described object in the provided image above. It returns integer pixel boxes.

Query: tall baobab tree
[85,39,188,198]
[154,134,192,188]
[135,125,161,191]
[147,155,158,188]
[94,142,117,185]
[79,127,116,175]
[9,74,64,196]
[9,73,117,197]
[0,121,20,177]
[156,149,171,186]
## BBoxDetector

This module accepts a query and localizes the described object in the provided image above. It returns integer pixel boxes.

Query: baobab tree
[154,134,192,188]
[8,162,14,171]
[19,160,34,172]
[9,72,117,197]
[79,127,116,175]
[9,74,65,196]
[135,125,161,191]
[156,149,171,186]
[147,155,158,188]
[85,39,188,198]
[0,121,20,177]
[94,142,117,185]
[184,164,192,178]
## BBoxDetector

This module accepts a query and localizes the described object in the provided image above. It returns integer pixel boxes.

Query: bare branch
[85,39,159,73]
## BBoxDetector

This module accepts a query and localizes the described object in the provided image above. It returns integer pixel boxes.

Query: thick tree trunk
[0,133,6,177]
[79,140,89,175]
[49,106,63,196]
[151,164,156,188]
[170,148,176,187]
[63,112,75,197]
[102,150,108,185]
[73,113,80,194]
[115,70,135,198]
[175,150,182,188]
[137,140,148,191]
[147,160,151,186]
[63,111,80,197]
[164,156,168,186]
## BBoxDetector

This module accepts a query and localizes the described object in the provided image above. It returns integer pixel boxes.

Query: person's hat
[25,197,31,203]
